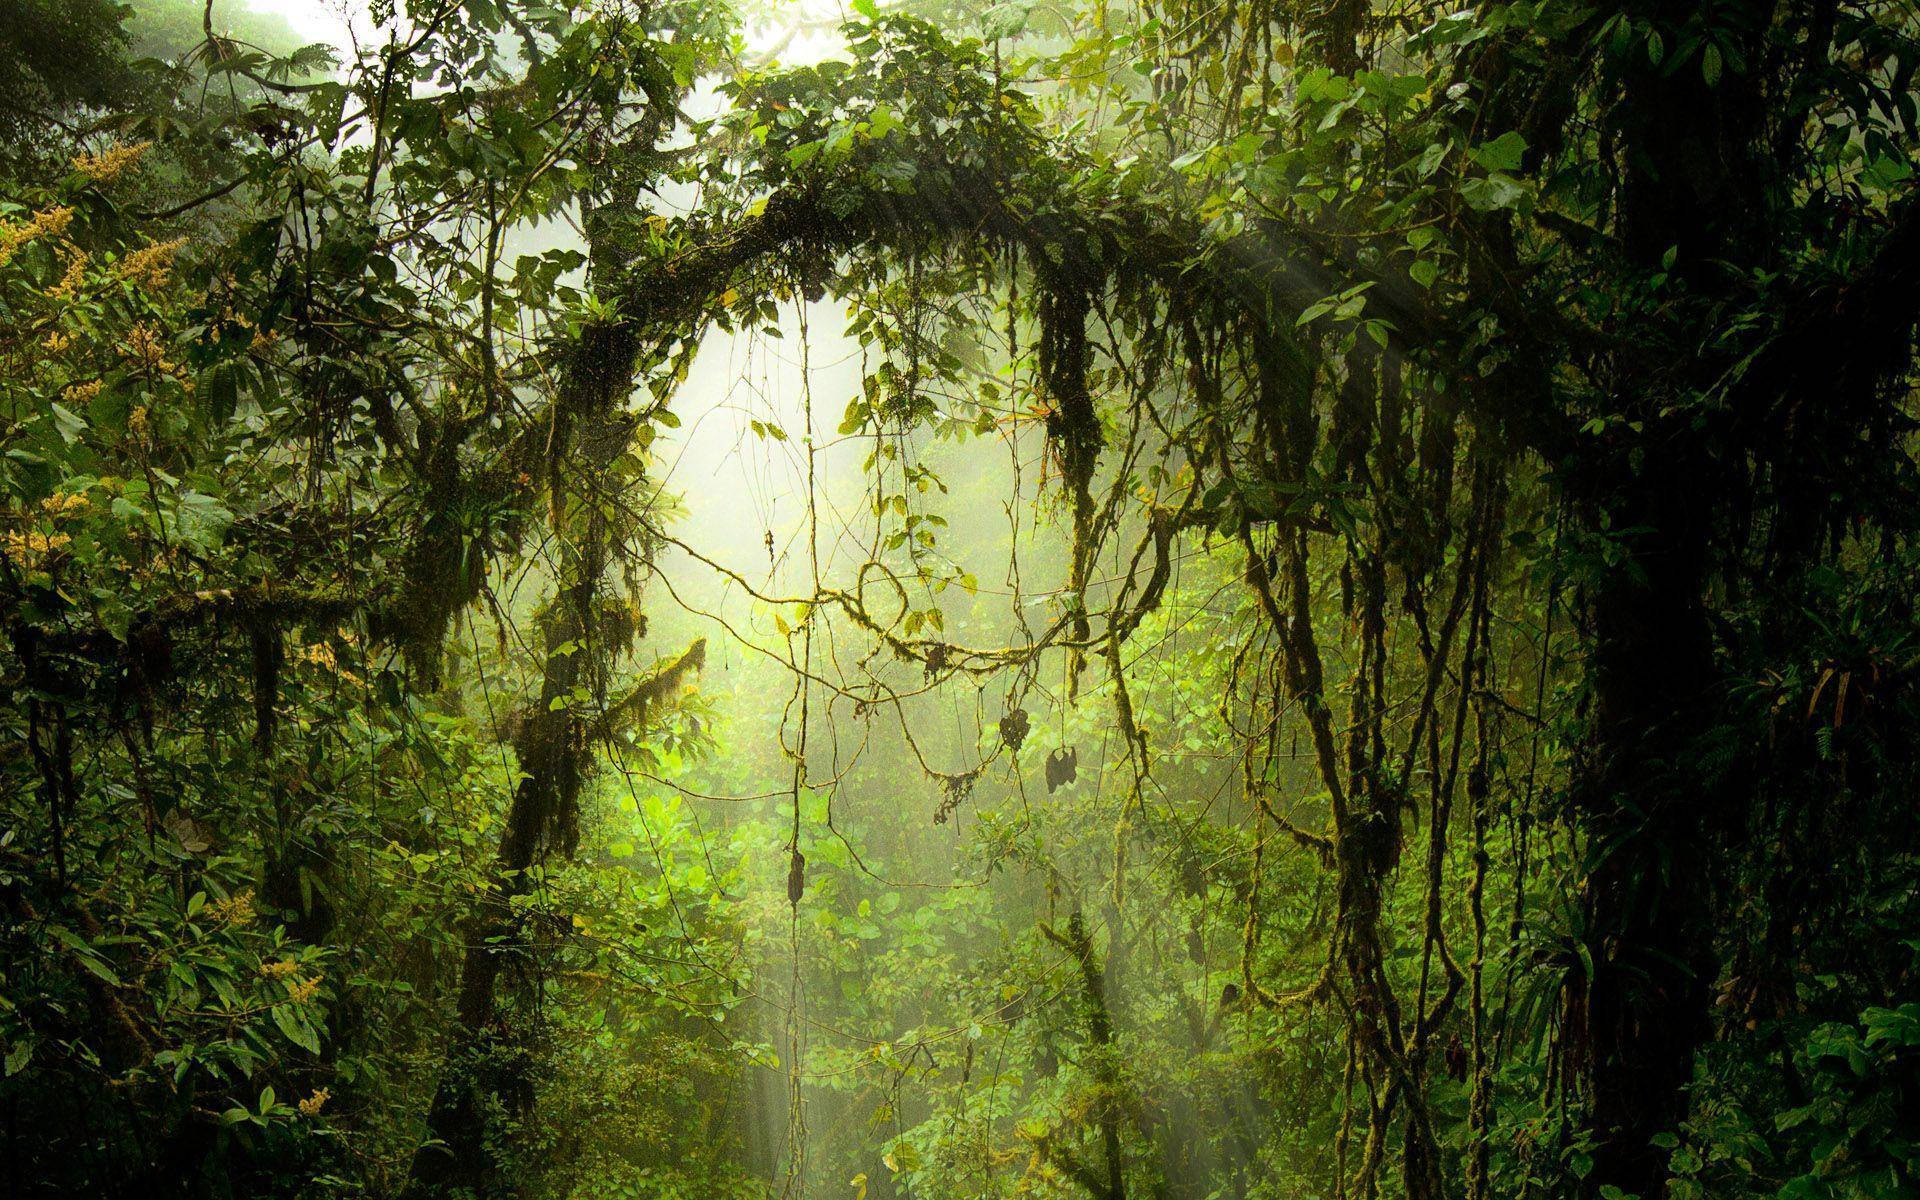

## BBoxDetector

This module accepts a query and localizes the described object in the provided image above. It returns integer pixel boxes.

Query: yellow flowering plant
[0,7,750,1195]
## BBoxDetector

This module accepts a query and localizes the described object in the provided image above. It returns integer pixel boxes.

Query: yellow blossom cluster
[117,237,187,291]
[0,207,75,268]
[258,958,302,980]
[48,247,88,300]
[42,330,72,353]
[299,638,364,686]
[210,307,251,344]
[63,380,103,405]
[3,530,72,569]
[286,974,322,1004]
[131,546,182,586]
[41,491,90,519]
[298,1088,331,1118]
[207,890,255,926]
[124,323,176,374]
[72,140,151,183]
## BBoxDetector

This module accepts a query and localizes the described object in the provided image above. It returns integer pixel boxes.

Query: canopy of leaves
[1,1,1918,1199]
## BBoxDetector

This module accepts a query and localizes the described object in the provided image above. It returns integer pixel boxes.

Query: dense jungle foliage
[3,0,1919,1197]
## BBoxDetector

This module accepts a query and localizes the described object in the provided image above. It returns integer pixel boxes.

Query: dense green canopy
[1,1,1917,1199]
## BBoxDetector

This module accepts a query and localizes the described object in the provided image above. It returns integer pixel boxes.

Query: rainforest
[2,0,1918,1197]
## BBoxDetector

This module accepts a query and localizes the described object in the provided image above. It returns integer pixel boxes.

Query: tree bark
[402,323,640,1198]
[1568,6,1770,1189]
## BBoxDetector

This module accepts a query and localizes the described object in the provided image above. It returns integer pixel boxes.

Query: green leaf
[273,1005,321,1055]
[77,953,121,986]
[1460,173,1527,212]
[50,403,88,445]
[1862,155,1914,190]
[1471,131,1528,174]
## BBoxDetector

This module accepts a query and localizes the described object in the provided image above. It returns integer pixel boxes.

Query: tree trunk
[1573,449,1721,1199]
[403,323,639,1197]
[1569,6,1771,1189]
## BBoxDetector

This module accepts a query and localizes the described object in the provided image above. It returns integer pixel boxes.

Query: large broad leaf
[272,1005,321,1055]
[1460,173,1527,212]
[1470,131,1528,173]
